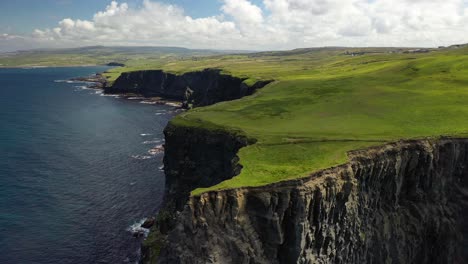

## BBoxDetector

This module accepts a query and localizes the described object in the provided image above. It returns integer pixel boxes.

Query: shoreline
[75,72,184,108]
[0,64,103,69]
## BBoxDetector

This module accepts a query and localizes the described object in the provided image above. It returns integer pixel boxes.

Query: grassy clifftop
[52,46,468,194]
[152,46,468,194]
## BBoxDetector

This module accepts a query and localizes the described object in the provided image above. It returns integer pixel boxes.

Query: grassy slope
[13,45,468,194]
[154,47,468,195]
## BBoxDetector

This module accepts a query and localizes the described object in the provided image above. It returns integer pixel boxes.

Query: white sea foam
[165,102,181,107]
[140,133,153,136]
[127,218,150,237]
[131,155,152,160]
[148,144,164,155]
[140,101,157,105]
[100,93,120,97]
[74,85,91,91]
[142,140,161,145]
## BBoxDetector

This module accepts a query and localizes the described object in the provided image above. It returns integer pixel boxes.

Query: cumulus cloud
[3,0,468,52]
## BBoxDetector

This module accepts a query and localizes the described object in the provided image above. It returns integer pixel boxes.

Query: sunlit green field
[127,47,468,195]
[7,45,468,195]
[0,46,222,68]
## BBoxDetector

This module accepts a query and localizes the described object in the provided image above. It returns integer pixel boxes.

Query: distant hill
[0,46,250,67]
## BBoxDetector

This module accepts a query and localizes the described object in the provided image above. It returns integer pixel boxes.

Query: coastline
[0,64,102,68]
[72,64,468,264]
[0,66,174,263]
[74,72,184,108]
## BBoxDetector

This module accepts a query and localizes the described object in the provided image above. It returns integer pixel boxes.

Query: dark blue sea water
[0,67,174,264]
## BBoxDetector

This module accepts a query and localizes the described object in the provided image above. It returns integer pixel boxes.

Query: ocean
[0,67,174,263]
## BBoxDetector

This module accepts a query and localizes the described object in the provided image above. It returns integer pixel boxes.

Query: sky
[0,0,467,52]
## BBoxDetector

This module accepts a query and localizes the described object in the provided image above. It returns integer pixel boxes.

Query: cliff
[105,69,271,108]
[162,123,255,212]
[156,137,468,264]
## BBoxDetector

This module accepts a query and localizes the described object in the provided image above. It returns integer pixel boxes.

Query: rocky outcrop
[105,69,272,108]
[162,123,255,213]
[141,124,255,263]
[70,73,108,89]
[106,62,125,67]
[157,138,468,264]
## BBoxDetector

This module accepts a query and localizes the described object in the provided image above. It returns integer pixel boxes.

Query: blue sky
[0,0,206,33]
[0,0,263,33]
[0,0,467,52]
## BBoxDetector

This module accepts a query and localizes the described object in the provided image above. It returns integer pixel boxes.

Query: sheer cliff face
[163,124,254,211]
[105,69,271,107]
[158,139,468,264]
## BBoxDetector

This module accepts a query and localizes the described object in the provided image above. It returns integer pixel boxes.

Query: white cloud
[2,0,467,52]
[222,0,264,24]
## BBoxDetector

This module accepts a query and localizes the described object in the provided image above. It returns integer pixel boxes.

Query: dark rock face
[141,124,255,263]
[157,139,468,264]
[106,62,125,67]
[70,74,108,89]
[162,123,254,212]
[105,69,272,107]
[142,218,156,229]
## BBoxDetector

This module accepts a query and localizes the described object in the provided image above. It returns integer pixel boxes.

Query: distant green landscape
[0,46,227,68]
[116,46,467,195]
[4,45,468,195]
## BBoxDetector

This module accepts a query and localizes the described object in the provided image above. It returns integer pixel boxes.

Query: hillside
[104,46,468,195]
[0,46,232,67]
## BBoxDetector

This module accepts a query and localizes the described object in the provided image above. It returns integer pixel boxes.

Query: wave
[165,102,181,107]
[100,93,120,97]
[131,155,152,160]
[140,133,153,136]
[140,101,157,105]
[148,144,164,155]
[74,85,92,91]
[142,140,162,145]
[127,218,150,238]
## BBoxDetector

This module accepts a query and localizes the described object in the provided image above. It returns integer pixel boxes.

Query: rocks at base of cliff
[142,218,156,229]
[141,123,256,263]
[157,139,468,264]
[105,68,272,108]
[70,73,108,89]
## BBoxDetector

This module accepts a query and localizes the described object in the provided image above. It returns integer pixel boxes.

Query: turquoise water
[0,67,174,263]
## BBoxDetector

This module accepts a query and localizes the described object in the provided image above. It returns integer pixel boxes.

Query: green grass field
[128,46,468,195]
[0,46,224,68]
[7,45,467,195]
